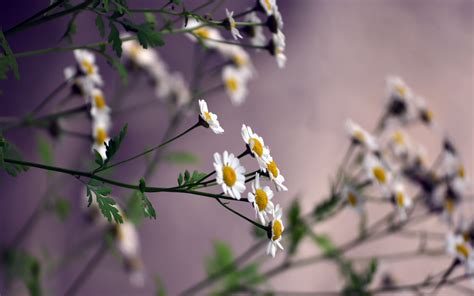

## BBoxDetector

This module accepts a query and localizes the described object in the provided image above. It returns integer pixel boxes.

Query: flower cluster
[204,105,287,257]
[64,50,112,160]
[341,76,470,226]
[122,37,191,108]
[185,0,286,105]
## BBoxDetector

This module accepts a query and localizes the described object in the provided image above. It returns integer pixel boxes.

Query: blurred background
[1,0,473,294]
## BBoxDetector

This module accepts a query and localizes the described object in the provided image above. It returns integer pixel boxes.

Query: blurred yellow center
[393,131,405,145]
[250,138,264,157]
[424,109,434,122]
[226,78,238,93]
[272,220,282,241]
[353,130,365,143]
[131,44,141,59]
[458,165,465,179]
[463,232,470,242]
[81,60,94,75]
[264,0,273,11]
[255,189,268,211]
[223,165,237,186]
[372,166,387,183]
[204,111,212,121]
[233,55,246,67]
[445,199,455,213]
[94,94,106,109]
[396,192,405,207]
[347,192,357,207]
[267,160,279,178]
[456,243,469,258]
[395,85,407,97]
[96,128,107,145]
[194,28,210,39]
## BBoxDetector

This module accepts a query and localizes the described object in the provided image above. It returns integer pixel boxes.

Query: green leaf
[95,123,128,170]
[54,197,70,221]
[144,12,157,28]
[95,15,106,38]
[138,178,156,219]
[108,21,122,57]
[177,170,207,189]
[126,192,144,225]
[110,58,128,84]
[0,29,19,80]
[155,274,167,296]
[94,149,104,166]
[205,241,235,276]
[136,23,165,48]
[164,151,199,165]
[313,193,340,222]
[60,13,78,43]
[287,199,307,255]
[3,249,42,296]
[36,135,53,166]
[312,233,338,258]
[0,136,29,177]
[86,181,122,223]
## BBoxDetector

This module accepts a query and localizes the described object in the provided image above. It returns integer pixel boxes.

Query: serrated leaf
[95,15,106,38]
[140,191,156,219]
[136,23,165,48]
[96,123,128,170]
[108,21,122,57]
[97,195,123,223]
[177,173,183,186]
[0,29,19,80]
[164,151,199,165]
[0,136,29,177]
[94,149,104,166]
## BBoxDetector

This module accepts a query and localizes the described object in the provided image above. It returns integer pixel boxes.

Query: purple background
[1,0,473,295]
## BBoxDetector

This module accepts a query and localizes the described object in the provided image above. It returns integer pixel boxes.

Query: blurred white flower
[222,66,249,105]
[345,119,379,152]
[73,49,103,86]
[342,185,365,213]
[244,12,267,47]
[364,153,392,187]
[241,124,270,170]
[391,182,412,220]
[269,31,286,68]
[92,117,111,160]
[226,9,242,40]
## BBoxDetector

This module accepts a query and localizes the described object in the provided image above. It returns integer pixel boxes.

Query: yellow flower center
[94,94,106,109]
[255,189,268,211]
[463,232,470,242]
[395,85,407,97]
[264,0,273,11]
[223,165,237,187]
[422,109,434,123]
[131,44,141,59]
[96,128,107,145]
[372,166,387,183]
[458,165,465,179]
[396,192,405,207]
[204,111,212,122]
[353,130,366,143]
[194,28,210,39]
[81,60,94,75]
[393,131,405,145]
[445,199,455,213]
[272,220,283,241]
[456,243,469,259]
[267,160,279,178]
[233,55,246,67]
[250,137,264,157]
[225,78,238,93]
[347,192,358,207]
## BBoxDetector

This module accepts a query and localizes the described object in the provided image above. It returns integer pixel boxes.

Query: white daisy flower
[92,117,111,160]
[64,67,95,97]
[244,12,267,47]
[265,155,288,192]
[214,151,246,200]
[387,129,410,159]
[267,204,284,258]
[364,153,392,187]
[241,124,270,170]
[90,88,110,120]
[124,256,146,287]
[413,95,435,126]
[391,182,412,220]
[198,99,224,134]
[342,185,365,213]
[221,46,255,79]
[446,233,474,265]
[165,72,192,108]
[345,119,379,152]
[222,66,249,105]
[248,173,275,224]
[269,30,286,68]
[225,9,242,40]
[73,49,103,86]
[122,38,158,69]
[185,18,224,49]
[116,220,140,259]
[385,75,417,121]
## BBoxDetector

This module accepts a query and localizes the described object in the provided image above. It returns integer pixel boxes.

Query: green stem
[29,79,70,116]
[6,0,94,37]
[216,197,267,231]
[95,121,201,173]
[2,157,247,202]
